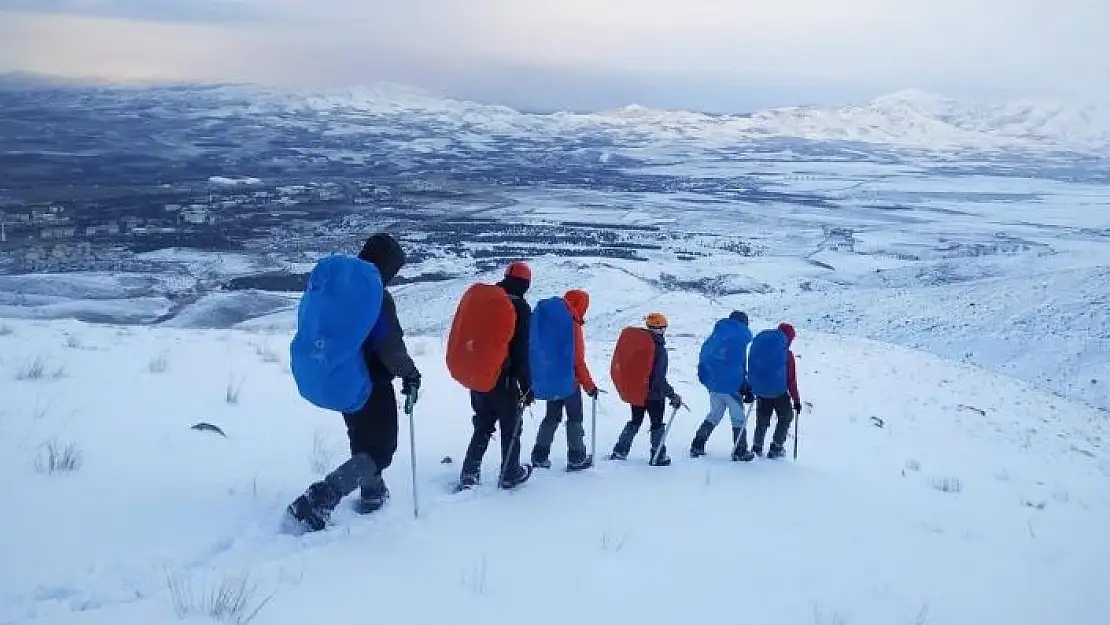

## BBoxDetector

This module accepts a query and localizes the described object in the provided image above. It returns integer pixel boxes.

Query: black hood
[358,233,405,284]
[498,276,530,298]
[729,311,749,325]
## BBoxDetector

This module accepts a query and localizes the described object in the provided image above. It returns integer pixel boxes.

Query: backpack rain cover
[290,255,384,413]
[529,296,577,400]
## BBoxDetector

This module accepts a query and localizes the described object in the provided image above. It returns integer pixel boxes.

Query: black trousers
[753,393,794,451]
[342,380,398,475]
[461,383,525,481]
[612,400,666,455]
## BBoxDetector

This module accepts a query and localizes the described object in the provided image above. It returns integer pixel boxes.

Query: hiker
[530,289,599,471]
[447,261,535,490]
[609,312,683,466]
[287,233,422,532]
[748,322,802,459]
[690,311,756,461]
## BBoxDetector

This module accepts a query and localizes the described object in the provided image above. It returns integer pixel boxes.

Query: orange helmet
[504,261,532,281]
[645,312,668,329]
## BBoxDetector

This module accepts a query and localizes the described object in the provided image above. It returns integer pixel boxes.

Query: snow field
[1,308,1107,625]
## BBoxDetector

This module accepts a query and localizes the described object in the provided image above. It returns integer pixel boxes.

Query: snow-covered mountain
[260,84,1110,155]
[1,79,1108,625]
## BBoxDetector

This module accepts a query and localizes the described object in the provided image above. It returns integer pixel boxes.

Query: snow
[207,176,262,186]
[247,83,1110,155]
[2,80,1109,625]
[1,261,1108,624]
[131,249,267,277]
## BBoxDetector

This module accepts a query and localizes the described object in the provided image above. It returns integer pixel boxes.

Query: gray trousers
[531,389,588,463]
[705,392,748,429]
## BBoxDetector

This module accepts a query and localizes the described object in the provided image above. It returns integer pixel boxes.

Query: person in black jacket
[458,261,535,490]
[609,312,683,466]
[287,233,421,532]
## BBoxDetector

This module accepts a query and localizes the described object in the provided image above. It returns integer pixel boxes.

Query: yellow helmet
[645,312,668,329]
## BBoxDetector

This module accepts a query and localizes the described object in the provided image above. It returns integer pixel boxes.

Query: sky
[0,0,1107,113]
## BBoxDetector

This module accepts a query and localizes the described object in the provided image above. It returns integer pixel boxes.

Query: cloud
[0,0,261,23]
[0,0,1107,111]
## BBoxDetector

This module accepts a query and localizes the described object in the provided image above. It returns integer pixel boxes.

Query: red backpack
[610,327,656,406]
[446,283,518,392]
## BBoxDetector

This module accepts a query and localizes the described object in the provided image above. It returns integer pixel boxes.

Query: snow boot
[731,427,755,462]
[287,452,375,532]
[530,444,552,469]
[499,464,533,489]
[689,420,716,458]
[353,476,390,515]
[567,454,594,472]
[610,420,640,461]
[648,428,671,466]
[457,471,480,490]
[767,445,786,460]
[287,481,341,532]
[728,432,754,461]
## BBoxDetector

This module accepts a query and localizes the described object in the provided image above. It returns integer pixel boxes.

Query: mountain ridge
[5,73,1105,154]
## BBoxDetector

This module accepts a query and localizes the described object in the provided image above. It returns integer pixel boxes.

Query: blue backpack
[529,296,577,401]
[746,328,788,398]
[697,318,753,395]
[290,255,384,413]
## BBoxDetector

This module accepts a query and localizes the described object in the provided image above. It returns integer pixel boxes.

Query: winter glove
[668,393,683,410]
[520,388,536,407]
[401,373,421,412]
[739,383,755,404]
[585,386,600,400]
[793,401,803,414]
[401,372,421,397]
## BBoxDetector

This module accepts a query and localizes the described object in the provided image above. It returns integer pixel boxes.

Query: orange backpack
[446,283,518,392]
[610,326,656,406]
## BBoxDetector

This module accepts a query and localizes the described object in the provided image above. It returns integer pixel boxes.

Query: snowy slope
[1,265,1107,625]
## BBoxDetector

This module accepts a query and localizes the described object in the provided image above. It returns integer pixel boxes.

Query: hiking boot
[286,481,340,532]
[499,464,533,489]
[353,478,390,515]
[649,428,670,466]
[530,444,552,469]
[731,427,754,462]
[567,454,594,472]
[690,420,715,458]
[457,472,480,490]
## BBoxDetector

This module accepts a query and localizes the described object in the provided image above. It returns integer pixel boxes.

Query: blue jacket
[647,331,675,402]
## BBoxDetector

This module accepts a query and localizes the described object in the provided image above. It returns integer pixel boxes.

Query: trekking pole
[590,395,597,463]
[499,402,527,488]
[404,390,419,519]
[651,403,681,466]
[731,402,756,458]
[793,408,800,462]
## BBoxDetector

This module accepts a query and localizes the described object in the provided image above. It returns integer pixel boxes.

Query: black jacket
[357,233,419,383]
[647,331,675,402]
[497,276,532,394]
